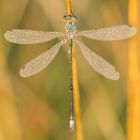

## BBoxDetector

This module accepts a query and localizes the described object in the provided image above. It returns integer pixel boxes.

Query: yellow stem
[72,47,83,140]
[67,0,72,15]
[66,0,83,139]
[128,0,140,140]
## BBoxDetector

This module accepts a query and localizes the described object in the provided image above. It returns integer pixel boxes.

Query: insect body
[66,21,77,39]
[65,15,77,40]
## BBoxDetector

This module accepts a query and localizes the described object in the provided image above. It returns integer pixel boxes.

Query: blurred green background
[0,0,139,140]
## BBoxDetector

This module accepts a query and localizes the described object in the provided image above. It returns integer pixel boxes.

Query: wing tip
[4,30,10,41]
[19,66,30,78]
[4,29,16,43]
[110,71,120,80]
[19,72,30,78]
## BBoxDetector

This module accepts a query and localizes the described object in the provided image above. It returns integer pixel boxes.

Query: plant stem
[72,45,83,140]
[67,0,72,15]
[128,0,140,140]
[66,0,83,140]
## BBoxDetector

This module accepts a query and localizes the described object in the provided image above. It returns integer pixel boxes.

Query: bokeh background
[0,0,139,140]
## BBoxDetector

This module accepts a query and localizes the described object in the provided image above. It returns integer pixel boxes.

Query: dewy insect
[4,13,137,130]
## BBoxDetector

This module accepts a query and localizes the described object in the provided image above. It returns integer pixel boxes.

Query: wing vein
[4,29,65,44]
[20,39,67,77]
[76,25,137,41]
[74,39,120,80]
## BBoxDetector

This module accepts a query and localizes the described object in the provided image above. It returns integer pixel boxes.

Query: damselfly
[4,14,137,130]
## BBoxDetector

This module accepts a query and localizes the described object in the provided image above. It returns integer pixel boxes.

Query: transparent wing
[74,39,119,80]
[76,25,137,41]
[4,29,65,44]
[20,39,67,77]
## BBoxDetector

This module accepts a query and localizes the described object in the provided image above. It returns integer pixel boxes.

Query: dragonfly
[4,14,137,130]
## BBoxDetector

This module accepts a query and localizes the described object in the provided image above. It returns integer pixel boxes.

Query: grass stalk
[66,0,83,139]
[67,0,72,15]
[128,0,140,140]
[72,46,83,140]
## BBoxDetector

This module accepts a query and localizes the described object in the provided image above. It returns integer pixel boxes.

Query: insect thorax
[66,21,77,39]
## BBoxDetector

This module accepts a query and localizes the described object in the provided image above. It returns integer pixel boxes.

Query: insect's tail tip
[69,117,75,132]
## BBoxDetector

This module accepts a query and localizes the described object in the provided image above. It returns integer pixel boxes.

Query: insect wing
[74,39,119,80]
[76,25,137,41]
[4,29,65,44]
[20,40,67,77]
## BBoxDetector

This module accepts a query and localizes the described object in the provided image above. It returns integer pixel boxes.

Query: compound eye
[63,15,67,20]
[63,15,71,21]
[63,14,78,21]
